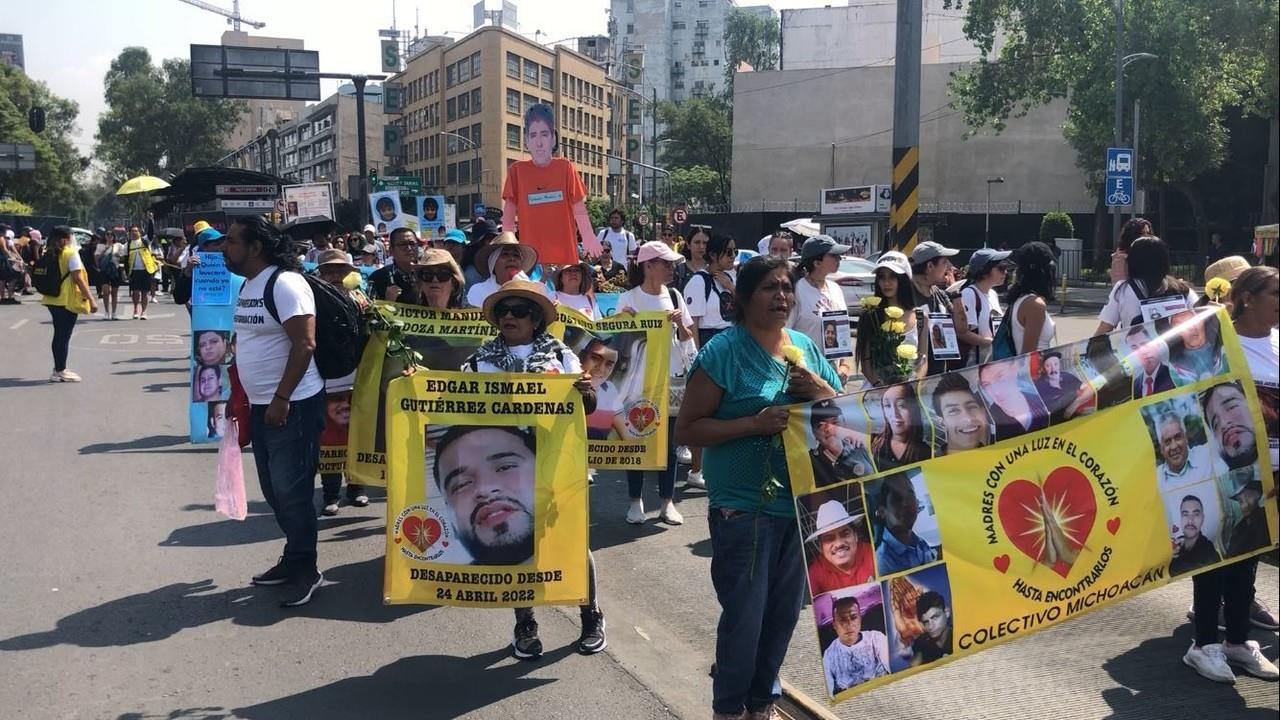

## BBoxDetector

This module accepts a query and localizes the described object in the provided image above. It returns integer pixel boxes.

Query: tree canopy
[0,65,85,216]
[655,98,733,207]
[95,47,243,181]
[723,8,780,91]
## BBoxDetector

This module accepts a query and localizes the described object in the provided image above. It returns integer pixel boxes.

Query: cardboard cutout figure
[501,103,602,265]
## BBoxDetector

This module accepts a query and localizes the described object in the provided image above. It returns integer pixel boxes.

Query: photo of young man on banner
[383,371,589,608]
[781,307,1277,705]
[189,295,241,444]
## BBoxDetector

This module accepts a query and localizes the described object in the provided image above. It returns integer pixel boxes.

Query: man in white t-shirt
[224,215,327,608]
[597,209,638,270]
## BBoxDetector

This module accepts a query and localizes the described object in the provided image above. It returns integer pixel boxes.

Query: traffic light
[28,107,45,134]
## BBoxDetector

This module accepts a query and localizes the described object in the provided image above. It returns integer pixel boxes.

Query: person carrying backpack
[36,226,98,382]
[1095,236,1197,334]
[597,208,638,269]
[956,248,1011,366]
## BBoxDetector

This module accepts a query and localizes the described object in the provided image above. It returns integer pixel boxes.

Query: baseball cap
[192,220,212,235]
[195,228,223,246]
[471,218,499,243]
[362,224,377,234]
[444,228,468,245]
[29,229,42,242]
[968,248,1012,269]
[909,241,959,265]
[635,240,684,264]
[874,251,912,278]
[361,244,378,255]
[800,234,852,261]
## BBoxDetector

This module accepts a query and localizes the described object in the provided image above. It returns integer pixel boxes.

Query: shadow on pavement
[79,434,191,454]
[0,558,428,651]
[111,356,186,365]
[117,708,232,720]
[112,367,189,376]
[0,377,55,388]
[182,501,274,514]
[232,646,568,719]
[321,525,387,543]
[687,537,711,558]
[143,381,190,393]
[160,513,371,548]
[1100,622,1279,720]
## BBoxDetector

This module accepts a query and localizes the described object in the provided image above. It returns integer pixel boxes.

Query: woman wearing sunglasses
[460,279,607,662]
[412,248,467,309]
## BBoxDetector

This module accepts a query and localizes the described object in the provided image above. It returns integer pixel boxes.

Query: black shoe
[279,570,323,607]
[346,491,369,507]
[578,607,607,654]
[512,617,543,660]
[320,501,340,517]
[251,557,290,586]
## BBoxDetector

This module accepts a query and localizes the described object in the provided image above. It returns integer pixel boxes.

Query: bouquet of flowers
[858,296,917,383]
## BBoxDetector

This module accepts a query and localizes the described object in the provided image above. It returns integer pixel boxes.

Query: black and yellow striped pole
[889,0,922,255]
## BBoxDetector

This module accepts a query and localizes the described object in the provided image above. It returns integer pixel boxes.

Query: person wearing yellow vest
[40,226,98,382]
[126,225,159,320]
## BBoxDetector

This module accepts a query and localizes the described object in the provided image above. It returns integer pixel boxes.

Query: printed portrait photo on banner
[1124,324,1175,399]
[1034,345,1093,424]
[1080,333,1134,411]
[815,583,892,697]
[1159,310,1228,386]
[320,390,353,447]
[1140,392,1224,495]
[807,398,876,487]
[1164,482,1225,577]
[1200,380,1271,558]
[565,327,655,440]
[977,356,1050,442]
[426,424,538,567]
[866,469,942,577]
[922,370,992,456]
[193,329,232,366]
[799,484,877,597]
[206,401,227,441]
[881,563,954,672]
[864,383,932,472]
[191,363,227,403]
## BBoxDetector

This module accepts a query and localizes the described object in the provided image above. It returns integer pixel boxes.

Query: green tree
[723,8,780,92]
[0,198,35,215]
[949,0,1279,256]
[95,48,244,179]
[667,165,722,208]
[655,98,733,206]
[0,65,85,216]
[1039,211,1075,242]
[585,196,610,230]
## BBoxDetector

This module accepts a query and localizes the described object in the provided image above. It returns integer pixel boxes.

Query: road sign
[380,39,399,73]
[672,207,688,224]
[372,175,422,193]
[637,212,650,227]
[1106,147,1134,177]
[0,142,36,170]
[383,82,403,114]
[473,203,487,217]
[1105,177,1134,208]
[190,44,320,101]
[384,124,404,158]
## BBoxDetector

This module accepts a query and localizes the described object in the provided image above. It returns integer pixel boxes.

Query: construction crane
[176,0,265,31]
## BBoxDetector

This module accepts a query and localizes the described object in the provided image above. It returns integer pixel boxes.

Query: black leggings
[1192,557,1257,646]
[47,305,77,372]
[627,421,678,500]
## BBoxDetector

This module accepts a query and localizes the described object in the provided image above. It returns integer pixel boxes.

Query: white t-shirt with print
[1099,279,1199,328]
[234,267,324,405]
[554,291,597,320]
[789,275,847,346]
[598,227,638,269]
[961,285,1003,340]
[469,343,583,374]
[684,270,736,331]
[618,285,695,377]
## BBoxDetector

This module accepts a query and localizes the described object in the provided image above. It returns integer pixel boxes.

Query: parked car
[833,256,877,315]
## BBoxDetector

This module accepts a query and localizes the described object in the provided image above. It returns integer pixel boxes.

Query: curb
[778,679,839,720]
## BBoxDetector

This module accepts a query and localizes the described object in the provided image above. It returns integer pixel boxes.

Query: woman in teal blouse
[676,255,840,719]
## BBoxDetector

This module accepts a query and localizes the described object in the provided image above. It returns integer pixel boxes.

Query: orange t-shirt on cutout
[502,157,587,265]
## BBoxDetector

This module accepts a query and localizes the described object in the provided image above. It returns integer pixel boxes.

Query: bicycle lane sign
[1106,147,1134,207]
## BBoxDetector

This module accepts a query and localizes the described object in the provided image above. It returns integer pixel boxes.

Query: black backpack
[32,251,67,296]
[263,268,368,379]
[690,270,736,322]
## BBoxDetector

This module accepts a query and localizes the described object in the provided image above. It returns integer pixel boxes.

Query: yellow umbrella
[115,175,170,196]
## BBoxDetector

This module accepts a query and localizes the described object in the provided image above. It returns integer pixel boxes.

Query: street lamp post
[985,177,1005,248]
[440,131,480,218]
[1111,0,1158,246]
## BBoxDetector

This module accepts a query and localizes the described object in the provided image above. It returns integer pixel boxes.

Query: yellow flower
[884,305,904,320]
[781,344,807,367]
[881,320,893,332]
[896,344,918,361]
[1205,277,1231,302]
[860,295,882,309]
[891,320,907,334]
[342,271,363,290]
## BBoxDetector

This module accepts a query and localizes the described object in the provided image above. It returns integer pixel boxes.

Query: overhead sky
[7,0,815,158]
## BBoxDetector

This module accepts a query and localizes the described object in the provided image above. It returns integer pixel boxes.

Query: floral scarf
[468,331,572,373]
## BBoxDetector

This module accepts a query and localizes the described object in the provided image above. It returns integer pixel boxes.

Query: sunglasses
[416,268,453,282]
[661,231,674,237]
[493,301,536,319]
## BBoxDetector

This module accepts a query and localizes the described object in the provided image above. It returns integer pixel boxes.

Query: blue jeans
[708,508,806,715]
[250,391,326,577]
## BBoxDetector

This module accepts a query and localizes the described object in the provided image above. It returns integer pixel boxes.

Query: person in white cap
[955,247,1011,366]
[908,241,968,376]
[805,499,875,596]
[790,234,854,385]
[854,252,923,387]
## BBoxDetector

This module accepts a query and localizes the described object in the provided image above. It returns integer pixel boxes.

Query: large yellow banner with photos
[782,307,1278,703]
[383,372,589,607]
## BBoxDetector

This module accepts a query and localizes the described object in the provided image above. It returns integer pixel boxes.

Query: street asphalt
[0,297,1275,720]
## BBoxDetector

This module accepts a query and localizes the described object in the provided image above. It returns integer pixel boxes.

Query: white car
[832,256,877,315]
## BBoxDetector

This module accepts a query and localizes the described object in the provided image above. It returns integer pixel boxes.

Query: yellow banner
[383,371,589,607]
[782,308,1277,703]
[347,302,671,485]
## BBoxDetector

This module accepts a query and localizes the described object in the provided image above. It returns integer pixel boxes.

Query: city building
[0,33,24,71]
[731,63,1094,237]
[219,30,308,153]
[779,1,988,70]
[220,84,385,201]
[390,25,615,216]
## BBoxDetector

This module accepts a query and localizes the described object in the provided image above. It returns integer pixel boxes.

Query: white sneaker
[1223,640,1280,680]
[685,470,705,489]
[1184,642,1236,683]
[625,499,645,524]
[659,500,684,525]
[49,369,82,383]
[676,445,692,464]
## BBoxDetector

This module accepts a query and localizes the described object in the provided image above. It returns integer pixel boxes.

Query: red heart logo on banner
[628,405,656,432]
[993,554,1011,573]
[997,466,1097,578]
[400,515,442,553]
[1107,517,1121,535]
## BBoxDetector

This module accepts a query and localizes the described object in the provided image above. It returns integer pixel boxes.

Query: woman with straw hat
[412,248,467,310]
[465,232,538,309]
